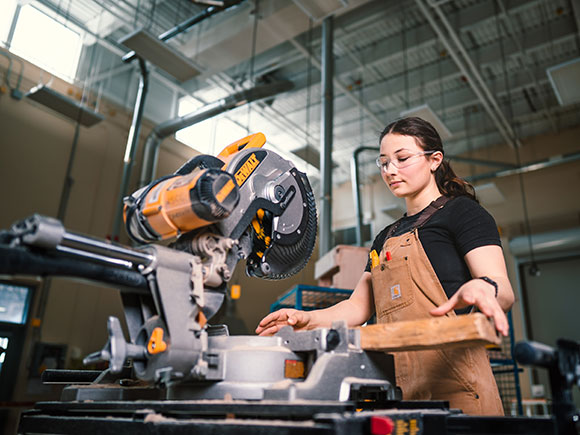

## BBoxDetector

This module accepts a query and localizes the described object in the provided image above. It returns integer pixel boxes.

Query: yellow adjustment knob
[147,327,168,355]
[231,284,241,300]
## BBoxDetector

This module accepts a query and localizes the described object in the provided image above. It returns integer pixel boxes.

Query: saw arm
[125,132,317,282]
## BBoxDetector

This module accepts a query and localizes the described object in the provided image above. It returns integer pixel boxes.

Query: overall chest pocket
[371,256,415,321]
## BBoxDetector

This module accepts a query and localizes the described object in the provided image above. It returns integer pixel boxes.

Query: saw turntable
[1,134,578,434]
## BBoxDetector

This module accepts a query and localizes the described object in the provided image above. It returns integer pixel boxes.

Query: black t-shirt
[365,196,501,301]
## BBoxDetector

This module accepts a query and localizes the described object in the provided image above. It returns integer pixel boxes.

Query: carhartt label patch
[390,284,401,300]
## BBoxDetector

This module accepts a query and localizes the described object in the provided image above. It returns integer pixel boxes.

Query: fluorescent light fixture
[118,29,201,82]
[26,85,104,127]
[399,104,452,141]
[192,1,225,5]
[292,144,338,170]
[547,57,580,106]
[474,182,505,206]
[292,0,348,21]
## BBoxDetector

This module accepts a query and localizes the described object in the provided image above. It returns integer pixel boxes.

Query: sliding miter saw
[0,133,398,403]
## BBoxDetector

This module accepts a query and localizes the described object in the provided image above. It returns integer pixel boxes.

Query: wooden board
[358,313,501,352]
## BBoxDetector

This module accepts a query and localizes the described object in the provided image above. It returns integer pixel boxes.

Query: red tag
[370,416,394,434]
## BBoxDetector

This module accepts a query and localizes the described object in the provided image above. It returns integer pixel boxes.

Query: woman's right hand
[255,309,312,336]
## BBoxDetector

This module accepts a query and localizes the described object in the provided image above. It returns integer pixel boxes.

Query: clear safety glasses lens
[375,150,436,171]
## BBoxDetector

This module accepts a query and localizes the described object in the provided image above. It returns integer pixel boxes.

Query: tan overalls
[370,197,504,415]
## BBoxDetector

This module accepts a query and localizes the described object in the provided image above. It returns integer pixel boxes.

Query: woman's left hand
[429,279,509,336]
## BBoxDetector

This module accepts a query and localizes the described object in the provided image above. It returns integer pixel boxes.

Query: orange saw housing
[124,133,266,242]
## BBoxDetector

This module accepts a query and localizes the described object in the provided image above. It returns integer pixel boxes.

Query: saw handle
[217,132,266,161]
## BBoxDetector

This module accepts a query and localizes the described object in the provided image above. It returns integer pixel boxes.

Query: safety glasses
[375,150,436,171]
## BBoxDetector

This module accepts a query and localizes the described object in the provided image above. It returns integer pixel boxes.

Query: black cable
[0,245,148,291]
[123,174,178,243]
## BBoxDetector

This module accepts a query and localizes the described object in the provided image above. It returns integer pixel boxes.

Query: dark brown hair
[380,117,477,201]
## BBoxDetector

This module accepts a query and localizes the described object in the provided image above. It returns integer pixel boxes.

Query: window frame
[2,2,84,83]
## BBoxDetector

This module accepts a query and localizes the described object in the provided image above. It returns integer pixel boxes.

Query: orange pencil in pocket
[370,249,379,269]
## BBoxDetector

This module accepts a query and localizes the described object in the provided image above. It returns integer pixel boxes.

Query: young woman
[256,117,515,415]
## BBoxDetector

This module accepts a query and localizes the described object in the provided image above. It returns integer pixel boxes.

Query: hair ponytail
[381,116,477,201]
[435,159,477,201]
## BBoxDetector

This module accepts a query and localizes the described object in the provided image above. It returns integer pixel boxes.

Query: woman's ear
[430,151,444,172]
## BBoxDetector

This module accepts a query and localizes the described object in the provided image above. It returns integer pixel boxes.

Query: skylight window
[9,4,82,83]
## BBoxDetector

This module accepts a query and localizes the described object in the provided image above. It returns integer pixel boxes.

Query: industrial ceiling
[31,0,580,186]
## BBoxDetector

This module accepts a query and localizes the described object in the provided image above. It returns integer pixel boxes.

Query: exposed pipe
[415,0,519,149]
[466,150,580,182]
[509,227,580,257]
[4,3,21,50]
[111,58,149,240]
[447,155,517,169]
[351,146,379,247]
[319,16,334,258]
[139,80,293,186]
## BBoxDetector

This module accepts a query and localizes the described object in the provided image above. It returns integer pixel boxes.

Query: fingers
[255,311,284,335]
[255,309,300,336]
[487,304,509,337]
[464,290,509,336]
[430,298,454,316]
[430,289,509,337]
[430,292,465,316]
[476,301,509,336]
[257,324,284,336]
[255,309,312,336]
[257,310,289,327]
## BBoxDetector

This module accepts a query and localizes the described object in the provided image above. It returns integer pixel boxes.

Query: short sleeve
[450,197,501,256]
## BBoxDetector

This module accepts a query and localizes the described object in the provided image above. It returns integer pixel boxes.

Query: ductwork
[351,146,379,247]
[139,80,294,186]
[466,151,580,182]
[509,227,580,257]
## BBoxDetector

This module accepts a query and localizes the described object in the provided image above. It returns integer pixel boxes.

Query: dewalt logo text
[235,153,260,186]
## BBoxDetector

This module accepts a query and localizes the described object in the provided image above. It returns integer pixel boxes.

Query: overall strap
[386,196,450,239]
[414,195,450,229]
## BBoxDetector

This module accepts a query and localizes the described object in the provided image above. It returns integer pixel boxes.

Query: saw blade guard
[218,146,318,280]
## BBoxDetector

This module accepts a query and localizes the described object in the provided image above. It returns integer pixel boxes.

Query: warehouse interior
[0,0,579,432]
